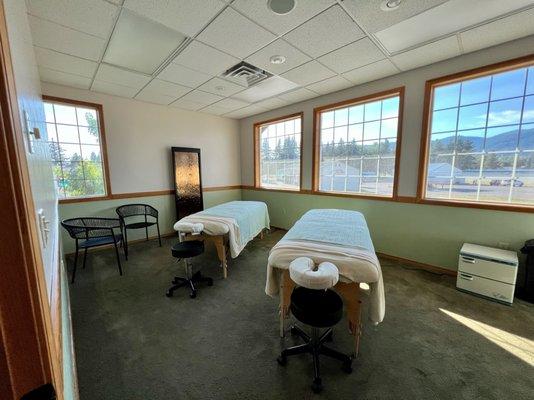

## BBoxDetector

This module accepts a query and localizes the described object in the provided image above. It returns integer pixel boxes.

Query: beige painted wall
[239,35,534,197]
[42,83,241,193]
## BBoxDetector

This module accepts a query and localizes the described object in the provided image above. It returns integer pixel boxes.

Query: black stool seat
[171,240,204,259]
[290,287,343,328]
[167,240,211,299]
[278,286,352,393]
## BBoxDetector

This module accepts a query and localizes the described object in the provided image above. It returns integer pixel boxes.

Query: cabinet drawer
[457,272,515,304]
[458,255,517,284]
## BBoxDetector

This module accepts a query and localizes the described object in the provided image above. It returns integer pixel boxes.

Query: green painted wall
[242,189,533,271]
[59,190,242,254]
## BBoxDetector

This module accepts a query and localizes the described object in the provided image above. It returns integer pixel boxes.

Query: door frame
[0,1,62,398]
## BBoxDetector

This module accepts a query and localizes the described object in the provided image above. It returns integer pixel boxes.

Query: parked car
[489,179,524,187]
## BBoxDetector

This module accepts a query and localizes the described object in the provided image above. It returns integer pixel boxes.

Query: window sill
[254,185,302,194]
[58,195,112,204]
[417,198,534,213]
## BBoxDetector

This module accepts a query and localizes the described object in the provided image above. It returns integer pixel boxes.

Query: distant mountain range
[433,126,534,151]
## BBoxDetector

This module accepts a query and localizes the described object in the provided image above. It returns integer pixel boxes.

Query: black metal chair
[116,204,161,257]
[277,287,353,393]
[61,217,126,283]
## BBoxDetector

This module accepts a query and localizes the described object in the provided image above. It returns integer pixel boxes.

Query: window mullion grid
[476,76,494,202]
[449,82,463,200]
[376,100,383,194]
[73,106,87,191]
[510,69,530,203]
[51,104,65,199]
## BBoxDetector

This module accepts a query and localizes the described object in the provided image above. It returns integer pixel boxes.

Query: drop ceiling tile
[254,97,287,110]
[233,75,299,102]
[172,40,239,76]
[123,0,225,36]
[197,8,276,58]
[374,0,534,53]
[135,90,177,105]
[460,7,534,53]
[197,77,244,97]
[391,36,461,71]
[158,63,211,88]
[224,104,268,119]
[103,9,187,74]
[306,75,353,95]
[342,59,399,85]
[179,90,223,106]
[284,5,365,58]
[277,88,318,103]
[245,39,311,75]
[92,80,139,97]
[142,79,191,97]
[342,0,448,33]
[282,61,336,86]
[212,97,250,111]
[200,104,231,116]
[39,66,92,89]
[170,98,205,111]
[29,16,106,61]
[318,38,385,74]
[27,0,119,39]
[232,0,334,35]
[95,64,151,89]
[34,47,97,78]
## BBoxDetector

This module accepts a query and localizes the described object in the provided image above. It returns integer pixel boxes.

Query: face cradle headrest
[289,257,339,290]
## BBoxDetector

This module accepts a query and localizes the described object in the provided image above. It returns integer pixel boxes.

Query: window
[43,97,110,200]
[254,113,302,190]
[421,59,534,207]
[313,88,403,197]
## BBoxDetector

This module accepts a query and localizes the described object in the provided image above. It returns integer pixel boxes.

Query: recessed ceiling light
[268,0,296,15]
[270,55,286,65]
[215,85,225,91]
[381,0,402,11]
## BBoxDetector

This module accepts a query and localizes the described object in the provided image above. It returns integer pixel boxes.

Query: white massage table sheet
[266,210,385,325]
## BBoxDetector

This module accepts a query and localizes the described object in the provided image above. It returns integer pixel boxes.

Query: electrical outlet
[498,242,510,250]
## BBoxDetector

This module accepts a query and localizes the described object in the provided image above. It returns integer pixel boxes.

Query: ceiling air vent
[221,61,273,87]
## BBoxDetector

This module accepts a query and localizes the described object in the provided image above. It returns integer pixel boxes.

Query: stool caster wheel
[311,378,323,393]
[342,361,353,374]
[207,278,214,287]
[165,290,173,298]
[276,355,287,366]
[189,291,197,299]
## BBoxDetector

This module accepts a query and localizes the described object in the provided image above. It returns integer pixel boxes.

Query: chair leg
[145,225,149,241]
[124,229,128,260]
[71,244,79,283]
[82,248,88,269]
[113,240,123,276]
[156,221,162,247]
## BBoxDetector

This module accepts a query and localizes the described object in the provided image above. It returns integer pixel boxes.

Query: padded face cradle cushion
[289,257,339,290]
[171,240,204,259]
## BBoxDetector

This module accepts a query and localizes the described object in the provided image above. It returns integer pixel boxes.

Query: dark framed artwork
[171,147,204,220]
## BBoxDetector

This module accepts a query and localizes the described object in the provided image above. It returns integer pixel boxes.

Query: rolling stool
[166,240,213,299]
[277,257,353,393]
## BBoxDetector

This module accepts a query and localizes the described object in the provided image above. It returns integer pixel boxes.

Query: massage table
[266,209,385,355]
[174,201,270,278]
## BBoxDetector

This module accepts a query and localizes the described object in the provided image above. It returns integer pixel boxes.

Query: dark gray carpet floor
[68,229,534,400]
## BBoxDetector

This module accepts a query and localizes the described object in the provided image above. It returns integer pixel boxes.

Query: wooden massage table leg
[335,282,362,357]
[279,270,362,355]
[279,270,296,337]
[182,233,229,279]
[211,235,228,279]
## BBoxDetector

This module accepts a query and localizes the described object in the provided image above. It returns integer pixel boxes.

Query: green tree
[85,112,98,136]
